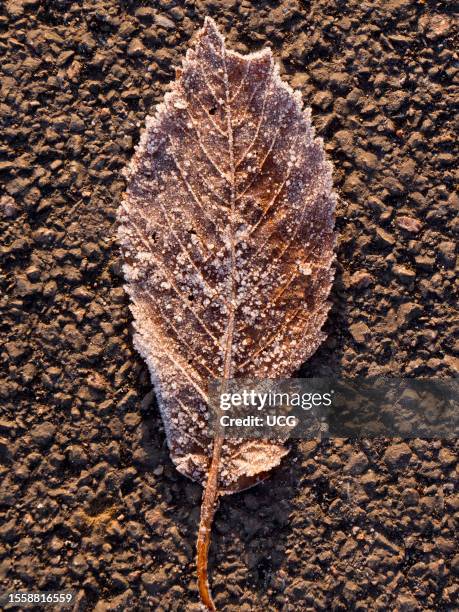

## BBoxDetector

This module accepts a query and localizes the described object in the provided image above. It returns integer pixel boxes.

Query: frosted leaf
[118,18,336,493]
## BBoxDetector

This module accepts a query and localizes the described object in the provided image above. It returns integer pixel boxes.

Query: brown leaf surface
[118,18,336,494]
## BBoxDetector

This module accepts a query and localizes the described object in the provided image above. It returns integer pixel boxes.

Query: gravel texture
[0,0,458,610]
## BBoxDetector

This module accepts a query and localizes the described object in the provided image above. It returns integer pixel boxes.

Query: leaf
[118,17,336,610]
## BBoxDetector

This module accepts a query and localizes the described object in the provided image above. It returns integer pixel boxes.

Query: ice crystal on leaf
[118,17,336,609]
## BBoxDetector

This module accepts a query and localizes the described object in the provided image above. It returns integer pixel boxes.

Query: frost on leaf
[118,18,336,494]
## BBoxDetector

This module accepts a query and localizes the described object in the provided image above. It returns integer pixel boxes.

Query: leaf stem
[196,434,223,611]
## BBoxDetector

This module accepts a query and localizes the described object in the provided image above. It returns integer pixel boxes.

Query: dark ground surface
[0,0,458,610]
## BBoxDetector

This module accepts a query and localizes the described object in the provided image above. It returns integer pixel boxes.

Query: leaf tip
[201,16,224,43]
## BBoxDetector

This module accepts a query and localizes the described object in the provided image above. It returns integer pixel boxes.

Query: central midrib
[221,46,236,383]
